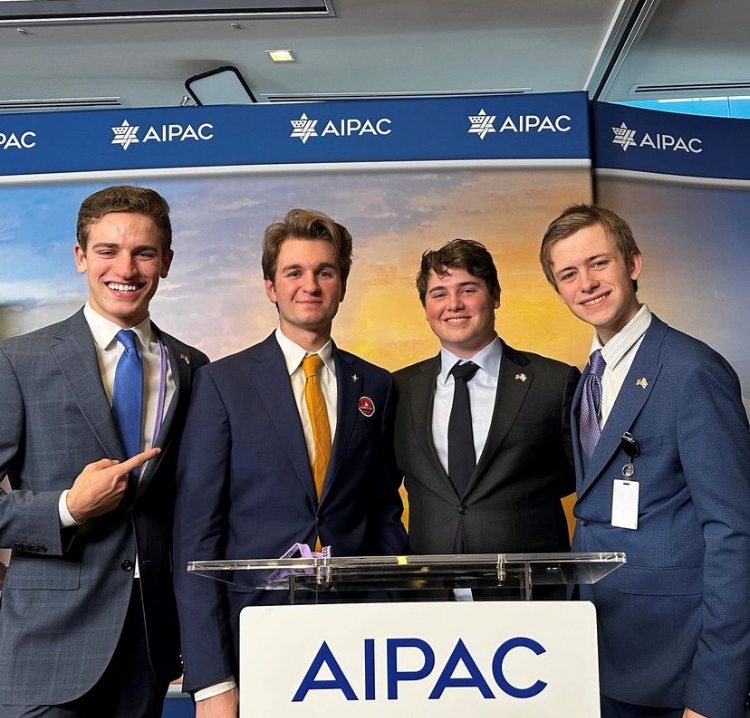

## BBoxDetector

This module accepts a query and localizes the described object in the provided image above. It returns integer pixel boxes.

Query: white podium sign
[239,601,600,717]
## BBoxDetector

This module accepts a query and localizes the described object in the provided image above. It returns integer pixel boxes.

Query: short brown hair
[262,208,353,283]
[540,203,641,292]
[416,238,500,306]
[76,185,172,253]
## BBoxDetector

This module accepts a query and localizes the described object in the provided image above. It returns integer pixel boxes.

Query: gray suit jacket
[394,341,579,554]
[0,308,208,705]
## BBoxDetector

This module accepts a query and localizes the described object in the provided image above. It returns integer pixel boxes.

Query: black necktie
[448,361,480,496]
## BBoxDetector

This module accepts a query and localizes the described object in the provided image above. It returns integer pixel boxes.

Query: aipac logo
[611,120,702,154]
[612,122,637,151]
[290,113,318,144]
[468,109,496,140]
[111,119,214,150]
[290,113,391,143]
[112,120,140,150]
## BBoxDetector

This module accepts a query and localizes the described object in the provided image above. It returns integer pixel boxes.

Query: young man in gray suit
[0,186,208,717]
[394,238,579,557]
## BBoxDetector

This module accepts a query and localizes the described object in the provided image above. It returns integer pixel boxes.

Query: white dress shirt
[591,304,652,428]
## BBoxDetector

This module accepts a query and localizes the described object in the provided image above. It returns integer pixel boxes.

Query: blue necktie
[113,329,143,460]
[580,349,606,458]
[448,361,480,496]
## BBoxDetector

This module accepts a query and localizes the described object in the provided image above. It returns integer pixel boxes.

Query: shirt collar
[591,304,652,369]
[438,335,503,383]
[274,327,335,376]
[83,302,154,351]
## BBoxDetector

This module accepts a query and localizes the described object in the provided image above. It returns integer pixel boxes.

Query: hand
[66,448,160,522]
[196,688,239,718]
[683,709,709,718]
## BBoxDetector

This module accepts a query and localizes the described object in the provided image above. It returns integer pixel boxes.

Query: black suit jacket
[394,341,579,554]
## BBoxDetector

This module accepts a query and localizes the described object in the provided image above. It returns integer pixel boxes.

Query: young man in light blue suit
[540,204,750,718]
[0,186,208,717]
[174,208,408,718]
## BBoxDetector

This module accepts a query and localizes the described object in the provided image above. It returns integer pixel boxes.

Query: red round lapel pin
[358,396,375,417]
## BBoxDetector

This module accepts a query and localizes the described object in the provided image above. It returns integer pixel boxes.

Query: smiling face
[548,222,642,344]
[74,211,173,328]
[264,238,346,351]
[424,267,499,358]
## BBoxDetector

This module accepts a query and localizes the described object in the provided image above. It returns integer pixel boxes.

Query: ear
[160,249,174,278]
[73,243,87,275]
[264,278,278,304]
[339,280,347,303]
[629,252,643,281]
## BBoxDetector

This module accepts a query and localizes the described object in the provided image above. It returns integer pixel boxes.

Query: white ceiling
[0,0,748,112]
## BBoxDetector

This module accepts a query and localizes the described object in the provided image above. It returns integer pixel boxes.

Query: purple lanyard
[148,338,168,449]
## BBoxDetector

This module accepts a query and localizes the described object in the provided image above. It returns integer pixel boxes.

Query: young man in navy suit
[541,204,750,718]
[0,186,208,717]
[174,208,408,718]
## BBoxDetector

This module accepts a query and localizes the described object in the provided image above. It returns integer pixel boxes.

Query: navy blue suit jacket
[572,314,750,717]
[174,333,408,694]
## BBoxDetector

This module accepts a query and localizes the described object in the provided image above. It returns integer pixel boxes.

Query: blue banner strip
[0,92,589,177]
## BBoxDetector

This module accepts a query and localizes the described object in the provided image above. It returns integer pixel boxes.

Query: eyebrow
[428,280,482,293]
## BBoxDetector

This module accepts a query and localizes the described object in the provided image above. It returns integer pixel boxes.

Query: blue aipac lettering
[292,636,548,702]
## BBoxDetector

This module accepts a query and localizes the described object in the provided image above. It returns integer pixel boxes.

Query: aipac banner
[239,602,599,717]
[0,92,590,178]
[593,101,750,181]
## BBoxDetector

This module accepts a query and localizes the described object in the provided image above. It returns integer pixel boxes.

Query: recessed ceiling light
[266,49,297,63]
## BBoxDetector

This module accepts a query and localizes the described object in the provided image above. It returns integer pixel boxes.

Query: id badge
[611,479,639,530]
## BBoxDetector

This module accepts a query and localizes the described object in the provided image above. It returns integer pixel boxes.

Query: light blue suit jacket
[572,314,750,717]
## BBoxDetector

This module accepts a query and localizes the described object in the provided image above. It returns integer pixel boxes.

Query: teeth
[108,283,138,292]
[446,317,468,323]
[583,295,606,307]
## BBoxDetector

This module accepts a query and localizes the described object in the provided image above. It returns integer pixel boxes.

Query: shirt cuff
[194,679,237,702]
[59,490,84,528]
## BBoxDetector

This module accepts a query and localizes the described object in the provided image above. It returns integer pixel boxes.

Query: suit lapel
[251,335,317,504]
[410,356,455,493]
[578,318,666,498]
[137,327,192,493]
[50,310,123,460]
[473,344,532,486]
[323,345,358,501]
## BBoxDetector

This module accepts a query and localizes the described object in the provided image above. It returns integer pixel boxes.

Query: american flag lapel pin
[515,373,527,382]
[636,377,648,389]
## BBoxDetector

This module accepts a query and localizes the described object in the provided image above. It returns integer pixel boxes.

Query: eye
[559,271,575,282]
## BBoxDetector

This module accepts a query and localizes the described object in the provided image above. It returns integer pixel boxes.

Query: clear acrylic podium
[187,551,625,602]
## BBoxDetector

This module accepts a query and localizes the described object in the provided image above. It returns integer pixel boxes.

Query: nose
[302,271,321,293]
[579,268,599,292]
[447,292,464,310]
[113,253,138,278]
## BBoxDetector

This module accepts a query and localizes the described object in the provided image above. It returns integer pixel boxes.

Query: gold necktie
[302,354,331,502]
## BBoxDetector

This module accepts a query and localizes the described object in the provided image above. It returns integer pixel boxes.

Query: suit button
[120,559,135,572]
[458,504,469,515]
[316,516,325,526]
[580,520,589,526]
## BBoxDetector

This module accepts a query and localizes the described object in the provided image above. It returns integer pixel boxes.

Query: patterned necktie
[580,349,606,458]
[448,361,480,496]
[302,354,331,501]
[113,329,143,460]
